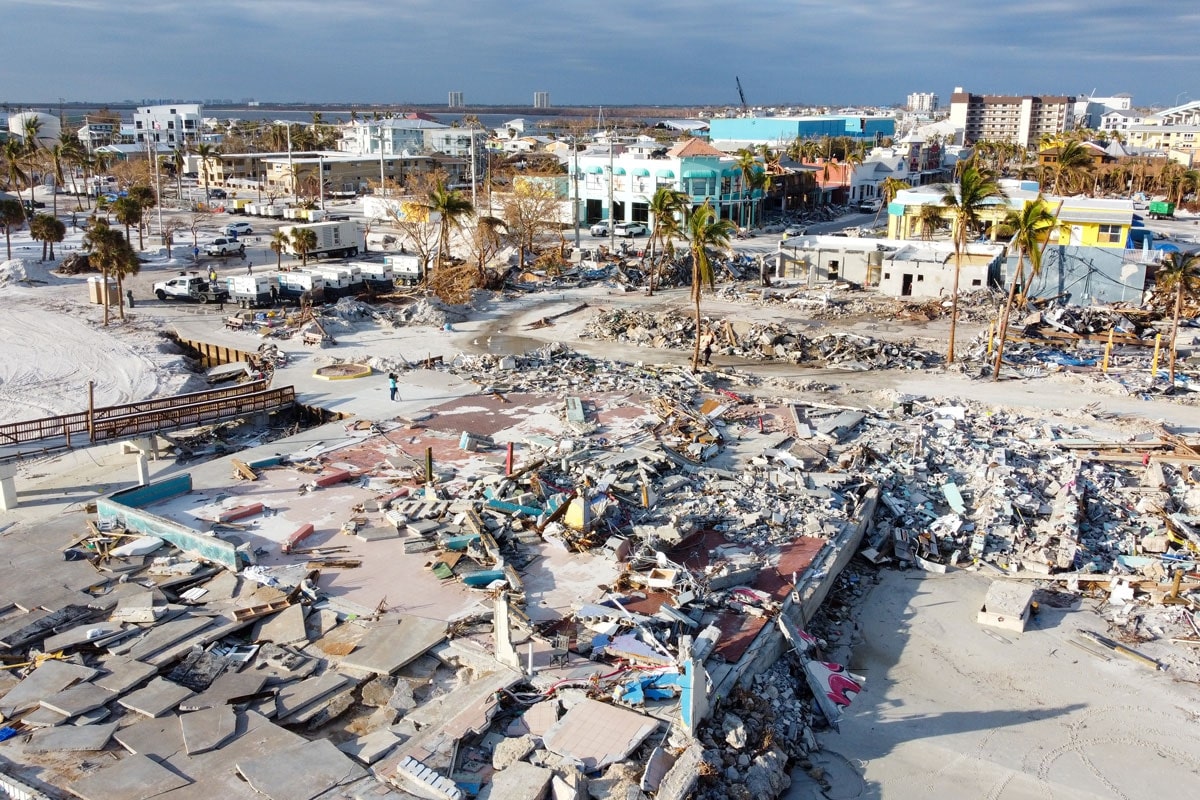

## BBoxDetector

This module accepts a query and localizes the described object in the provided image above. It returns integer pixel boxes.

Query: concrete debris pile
[583,309,942,369]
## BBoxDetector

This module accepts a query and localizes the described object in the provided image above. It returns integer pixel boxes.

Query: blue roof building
[709,116,895,147]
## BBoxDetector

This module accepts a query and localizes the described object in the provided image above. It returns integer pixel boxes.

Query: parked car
[223,222,253,237]
[208,188,228,200]
[590,220,612,236]
[614,222,648,238]
[783,224,807,237]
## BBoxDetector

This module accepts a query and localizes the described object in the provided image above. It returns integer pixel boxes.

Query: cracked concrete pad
[24,721,118,753]
[236,738,366,800]
[542,699,660,771]
[180,705,237,755]
[178,671,267,711]
[70,754,190,800]
[338,616,445,676]
[0,660,98,717]
[113,715,184,758]
[336,729,400,765]
[40,684,116,717]
[94,656,158,696]
[252,604,308,646]
[477,761,553,800]
[118,677,194,718]
[274,672,352,719]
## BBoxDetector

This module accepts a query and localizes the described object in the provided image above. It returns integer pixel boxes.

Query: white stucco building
[133,104,203,147]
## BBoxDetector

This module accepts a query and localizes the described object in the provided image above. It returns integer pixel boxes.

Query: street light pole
[286,123,295,202]
[572,136,580,248]
[608,132,615,252]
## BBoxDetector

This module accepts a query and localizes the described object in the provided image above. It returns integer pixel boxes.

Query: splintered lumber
[306,559,362,569]
[231,459,258,481]
[1078,631,1164,671]
[231,599,291,622]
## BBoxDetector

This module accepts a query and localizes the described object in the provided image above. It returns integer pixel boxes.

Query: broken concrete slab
[113,715,185,758]
[337,728,401,765]
[179,705,237,755]
[236,738,367,800]
[274,671,353,720]
[39,684,116,718]
[339,615,446,676]
[41,622,126,653]
[179,671,268,711]
[122,614,214,663]
[118,677,194,718]
[252,603,309,646]
[0,659,98,717]
[110,590,159,624]
[492,733,536,769]
[70,754,190,800]
[977,581,1035,633]
[542,698,660,771]
[24,721,118,754]
[478,761,553,800]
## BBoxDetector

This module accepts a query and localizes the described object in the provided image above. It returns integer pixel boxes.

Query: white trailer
[278,221,363,259]
[272,270,326,304]
[311,267,355,299]
[352,261,395,292]
[384,254,426,286]
[226,274,274,308]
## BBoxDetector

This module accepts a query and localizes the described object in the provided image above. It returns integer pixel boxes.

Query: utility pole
[286,123,295,202]
[469,125,478,212]
[572,136,580,247]
[608,131,615,252]
[150,136,164,238]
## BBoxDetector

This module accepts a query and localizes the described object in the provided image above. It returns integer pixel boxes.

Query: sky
[2,0,1197,110]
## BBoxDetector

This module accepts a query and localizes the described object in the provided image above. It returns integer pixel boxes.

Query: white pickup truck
[153,275,230,304]
[205,237,245,257]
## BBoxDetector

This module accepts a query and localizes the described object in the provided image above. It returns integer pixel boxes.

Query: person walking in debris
[126,289,135,309]
[269,285,279,306]
[387,372,399,402]
[702,332,714,366]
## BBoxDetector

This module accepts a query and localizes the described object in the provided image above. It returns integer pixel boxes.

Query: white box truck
[279,220,363,260]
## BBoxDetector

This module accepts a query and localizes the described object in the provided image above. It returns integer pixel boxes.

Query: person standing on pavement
[387,372,399,401]
[246,260,253,276]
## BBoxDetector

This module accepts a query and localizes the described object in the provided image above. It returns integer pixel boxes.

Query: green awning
[682,169,716,178]
[613,167,626,175]
[722,168,741,176]
[655,169,675,178]
[586,166,603,174]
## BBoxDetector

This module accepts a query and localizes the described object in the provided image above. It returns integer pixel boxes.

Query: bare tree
[500,179,561,268]
[161,219,186,259]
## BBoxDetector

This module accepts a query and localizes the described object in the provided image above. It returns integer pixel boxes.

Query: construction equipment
[735,76,749,116]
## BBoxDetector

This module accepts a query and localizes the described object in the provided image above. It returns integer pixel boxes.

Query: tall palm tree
[749,168,772,229]
[270,229,290,269]
[172,147,186,207]
[0,199,23,260]
[992,196,1060,380]
[127,185,156,248]
[646,187,688,296]
[1156,252,1200,385]
[291,227,318,266]
[3,140,30,219]
[21,116,44,212]
[194,143,218,204]
[47,142,68,217]
[424,180,474,277]
[941,165,1007,362]
[686,201,737,370]
[733,149,758,229]
[112,197,143,248]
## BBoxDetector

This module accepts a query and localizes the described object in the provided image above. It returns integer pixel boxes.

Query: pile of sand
[0,258,63,287]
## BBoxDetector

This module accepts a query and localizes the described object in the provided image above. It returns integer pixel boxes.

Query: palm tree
[425,180,474,277]
[291,227,318,266]
[1047,140,1094,194]
[749,168,772,229]
[941,165,1007,362]
[916,205,944,240]
[84,220,138,325]
[686,201,737,370]
[3,140,30,219]
[47,142,68,218]
[733,149,757,228]
[1156,252,1200,385]
[112,197,143,247]
[194,143,218,205]
[646,187,688,296]
[874,177,910,226]
[0,198,23,260]
[992,196,1060,380]
[21,116,44,212]
[127,185,156,248]
[30,213,55,261]
[270,229,290,269]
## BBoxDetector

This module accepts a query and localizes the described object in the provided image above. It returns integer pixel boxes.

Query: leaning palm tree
[941,165,1007,362]
[1156,252,1200,385]
[270,229,290,269]
[425,180,474,277]
[3,139,30,219]
[646,187,688,296]
[874,177,910,227]
[291,227,318,267]
[686,201,737,371]
[992,196,1061,380]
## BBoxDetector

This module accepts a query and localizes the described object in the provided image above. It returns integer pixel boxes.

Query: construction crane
[736,76,749,116]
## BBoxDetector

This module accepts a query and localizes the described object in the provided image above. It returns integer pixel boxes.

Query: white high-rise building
[906,92,939,114]
[133,103,203,147]
[448,91,464,108]
[534,92,551,109]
